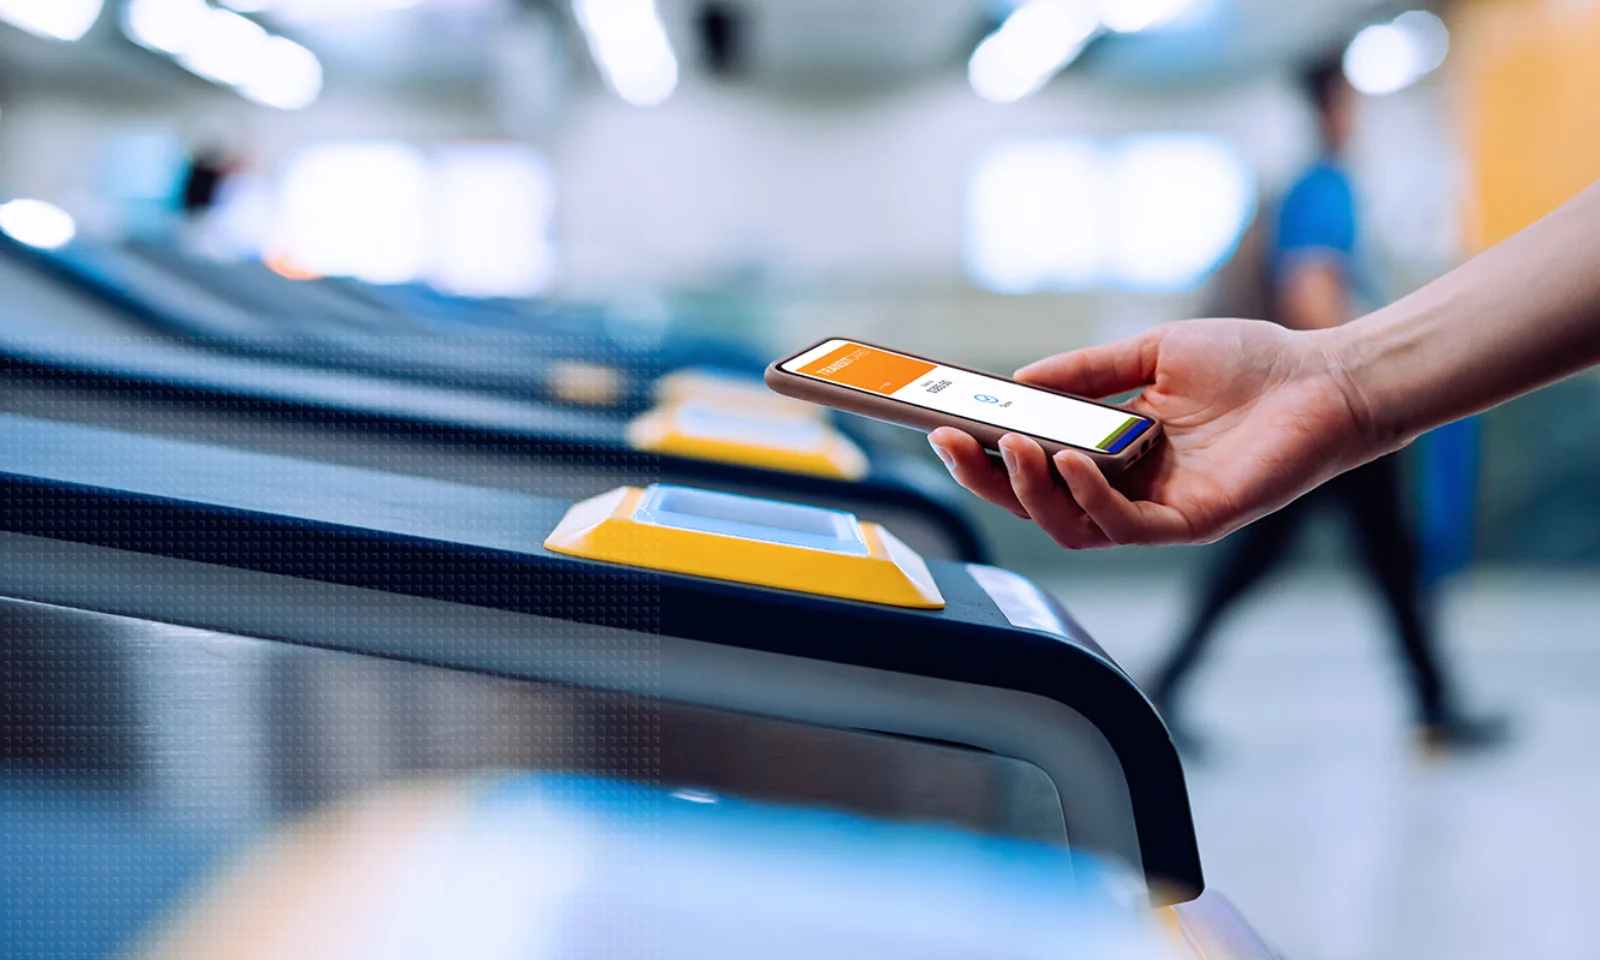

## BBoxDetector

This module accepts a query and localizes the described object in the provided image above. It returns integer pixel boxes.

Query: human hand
[927,318,1380,548]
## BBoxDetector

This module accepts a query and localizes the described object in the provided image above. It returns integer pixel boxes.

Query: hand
[927,318,1379,548]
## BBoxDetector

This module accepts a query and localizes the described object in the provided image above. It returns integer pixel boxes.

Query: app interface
[783,340,1150,453]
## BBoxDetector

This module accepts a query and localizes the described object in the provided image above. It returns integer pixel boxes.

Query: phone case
[764,337,1162,475]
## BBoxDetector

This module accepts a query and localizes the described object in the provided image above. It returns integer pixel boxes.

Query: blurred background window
[1105,134,1254,290]
[266,140,557,291]
[430,144,558,298]
[270,141,432,283]
[966,134,1252,293]
[965,138,1104,293]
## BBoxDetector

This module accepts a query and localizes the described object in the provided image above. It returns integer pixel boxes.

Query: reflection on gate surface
[0,595,1065,960]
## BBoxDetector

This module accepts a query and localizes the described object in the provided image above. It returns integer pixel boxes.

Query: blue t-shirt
[1272,160,1357,281]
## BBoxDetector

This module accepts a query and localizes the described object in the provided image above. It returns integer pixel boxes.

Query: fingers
[999,436,1114,549]
[1052,451,1194,546]
[1013,327,1162,399]
[927,428,1028,519]
[931,428,1191,549]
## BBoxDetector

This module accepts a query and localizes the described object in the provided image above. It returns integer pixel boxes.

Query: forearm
[1278,261,1348,331]
[1327,180,1600,453]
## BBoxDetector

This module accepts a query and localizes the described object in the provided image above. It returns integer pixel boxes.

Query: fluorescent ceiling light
[573,0,679,107]
[968,0,1100,105]
[1343,25,1414,95]
[0,0,104,41]
[123,0,323,110]
[1093,0,1192,34]
[1393,9,1449,75]
[0,198,77,250]
[237,35,323,110]
[177,7,270,85]
[248,0,424,21]
[124,0,215,54]
[1344,10,1449,96]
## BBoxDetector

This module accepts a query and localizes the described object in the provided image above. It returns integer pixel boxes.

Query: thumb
[1014,328,1161,399]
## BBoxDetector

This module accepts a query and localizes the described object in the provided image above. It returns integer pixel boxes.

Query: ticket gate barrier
[0,249,988,562]
[5,234,762,413]
[0,415,1281,957]
[0,414,1194,883]
[6,234,918,476]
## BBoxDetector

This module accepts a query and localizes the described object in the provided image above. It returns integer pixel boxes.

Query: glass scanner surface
[631,483,871,555]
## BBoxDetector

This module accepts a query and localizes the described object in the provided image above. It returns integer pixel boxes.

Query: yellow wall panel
[1453,0,1600,251]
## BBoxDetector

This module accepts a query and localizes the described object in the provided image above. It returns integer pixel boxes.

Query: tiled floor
[1039,566,1600,960]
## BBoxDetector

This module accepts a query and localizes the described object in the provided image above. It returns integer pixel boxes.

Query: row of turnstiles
[0,233,1282,958]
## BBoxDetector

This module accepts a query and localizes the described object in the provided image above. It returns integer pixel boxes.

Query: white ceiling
[656,0,1404,89]
[0,0,1413,103]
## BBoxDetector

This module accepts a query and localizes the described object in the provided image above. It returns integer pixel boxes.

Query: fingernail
[1000,444,1018,476]
[929,440,955,470]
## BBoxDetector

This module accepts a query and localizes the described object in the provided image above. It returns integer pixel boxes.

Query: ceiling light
[573,0,679,107]
[1343,25,1414,95]
[177,7,270,85]
[124,0,323,111]
[0,199,77,250]
[123,0,210,55]
[1393,9,1449,75]
[1343,10,1449,97]
[0,0,104,41]
[257,0,424,22]
[968,0,1100,104]
[1093,0,1191,34]
[237,35,322,109]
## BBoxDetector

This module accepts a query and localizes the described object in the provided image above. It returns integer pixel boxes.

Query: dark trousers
[1151,454,1451,725]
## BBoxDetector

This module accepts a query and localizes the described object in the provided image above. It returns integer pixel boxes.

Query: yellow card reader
[543,484,943,609]
[625,402,869,480]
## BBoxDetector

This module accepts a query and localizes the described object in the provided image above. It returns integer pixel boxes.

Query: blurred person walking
[1140,58,1507,756]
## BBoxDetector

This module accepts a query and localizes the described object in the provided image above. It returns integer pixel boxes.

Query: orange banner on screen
[799,343,936,395]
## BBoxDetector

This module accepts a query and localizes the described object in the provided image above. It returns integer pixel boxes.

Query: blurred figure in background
[173,141,269,262]
[178,145,238,221]
[1146,56,1508,757]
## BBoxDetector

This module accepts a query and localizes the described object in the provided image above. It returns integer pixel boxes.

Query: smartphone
[765,337,1162,474]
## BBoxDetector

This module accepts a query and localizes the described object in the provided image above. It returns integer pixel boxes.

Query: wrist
[1312,318,1410,461]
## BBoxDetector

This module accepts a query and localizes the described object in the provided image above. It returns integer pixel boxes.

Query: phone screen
[781,339,1152,454]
